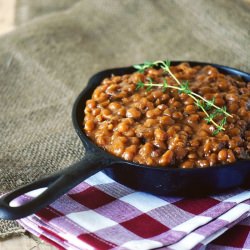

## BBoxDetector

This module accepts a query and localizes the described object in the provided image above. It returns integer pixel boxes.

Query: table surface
[0,0,55,248]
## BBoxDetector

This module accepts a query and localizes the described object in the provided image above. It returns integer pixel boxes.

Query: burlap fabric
[0,0,249,238]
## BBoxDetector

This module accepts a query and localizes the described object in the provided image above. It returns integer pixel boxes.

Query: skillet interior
[73,61,250,196]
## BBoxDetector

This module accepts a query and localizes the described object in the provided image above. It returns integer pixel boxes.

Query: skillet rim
[72,61,250,172]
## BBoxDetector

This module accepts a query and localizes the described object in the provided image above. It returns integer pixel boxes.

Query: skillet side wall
[73,62,250,196]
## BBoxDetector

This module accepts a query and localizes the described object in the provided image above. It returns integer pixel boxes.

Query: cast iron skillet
[0,61,249,220]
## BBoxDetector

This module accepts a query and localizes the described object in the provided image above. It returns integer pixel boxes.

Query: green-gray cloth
[0,0,249,238]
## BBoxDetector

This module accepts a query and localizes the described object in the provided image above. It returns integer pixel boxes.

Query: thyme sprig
[133,60,233,135]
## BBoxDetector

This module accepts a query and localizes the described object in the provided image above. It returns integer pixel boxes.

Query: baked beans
[84,63,250,168]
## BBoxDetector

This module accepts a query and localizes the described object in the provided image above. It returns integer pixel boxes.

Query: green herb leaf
[136,81,144,90]
[146,77,153,91]
[205,116,213,124]
[163,60,171,68]
[220,106,228,115]
[146,86,153,91]
[162,79,168,92]
[220,117,227,127]
[144,61,154,66]
[212,128,220,136]
[195,100,203,109]
[205,97,215,110]
[133,64,143,70]
[179,81,191,94]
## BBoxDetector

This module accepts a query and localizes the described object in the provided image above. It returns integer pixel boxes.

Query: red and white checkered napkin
[14,172,250,250]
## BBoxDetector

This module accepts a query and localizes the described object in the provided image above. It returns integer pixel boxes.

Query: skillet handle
[0,152,110,220]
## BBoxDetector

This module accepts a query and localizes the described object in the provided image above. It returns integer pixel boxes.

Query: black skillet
[0,61,249,220]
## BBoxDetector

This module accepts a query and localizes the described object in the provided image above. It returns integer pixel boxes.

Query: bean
[145,119,157,127]
[96,114,104,122]
[122,145,138,161]
[153,140,167,150]
[132,73,144,83]
[157,104,168,110]
[96,136,108,146]
[98,93,109,102]
[109,102,121,110]
[174,146,187,160]
[86,100,96,109]
[199,130,209,137]
[146,108,161,118]
[197,159,209,168]
[167,127,177,137]
[123,129,135,137]
[126,108,141,119]
[145,157,154,166]
[163,108,172,117]
[113,141,125,156]
[188,153,197,159]
[130,137,140,145]
[214,97,225,107]
[152,90,163,99]
[112,76,122,83]
[218,80,229,91]
[190,139,200,147]
[172,112,183,120]
[85,120,95,131]
[117,107,126,116]
[229,128,241,137]
[117,122,129,133]
[173,101,182,108]
[159,150,174,166]
[227,149,236,163]
[180,160,194,168]
[160,93,170,101]
[187,114,200,124]
[139,143,153,157]
[185,105,197,114]
[132,93,142,102]
[159,116,174,125]
[154,128,167,141]
[148,68,160,76]
[184,97,194,105]
[218,149,227,161]
[183,125,193,135]
[226,94,238,102]
[92,108,101,116]
[108,124,113,130]
[208,153,217,166]
[102,109,111,117]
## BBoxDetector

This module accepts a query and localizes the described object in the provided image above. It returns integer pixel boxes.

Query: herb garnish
[133,60,233,135]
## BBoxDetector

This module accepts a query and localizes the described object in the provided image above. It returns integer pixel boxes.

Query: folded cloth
[206,216,250,250]
[13,172,250,250]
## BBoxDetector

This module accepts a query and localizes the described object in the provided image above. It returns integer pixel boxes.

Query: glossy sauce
[84,63,250,168]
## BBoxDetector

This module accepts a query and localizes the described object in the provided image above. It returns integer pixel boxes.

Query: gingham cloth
[13,172,250,250]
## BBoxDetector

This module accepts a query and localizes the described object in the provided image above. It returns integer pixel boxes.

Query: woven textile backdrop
[0,0,249,237]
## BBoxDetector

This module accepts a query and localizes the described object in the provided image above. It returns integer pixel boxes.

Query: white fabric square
[122,239,163,250]
[67,210,117,232]
[219,203,250,222]
[85,172,114,186]
[169,232,205,250]
[173,216,211,233]
[120,192,168,212]
[225,191,250,203]
[68,236,94,250]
